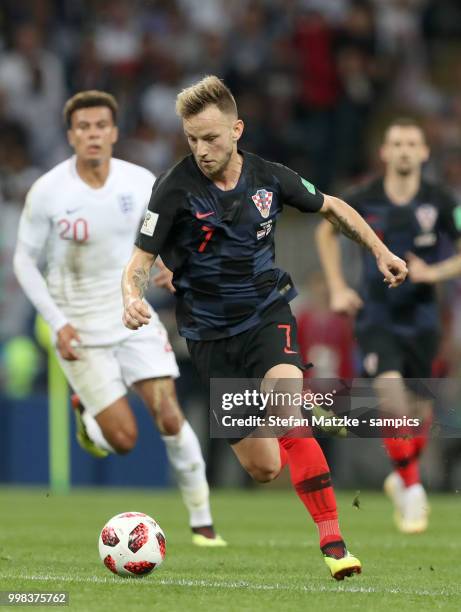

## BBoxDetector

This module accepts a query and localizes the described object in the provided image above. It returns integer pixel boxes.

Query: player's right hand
[123,298,152,330]
[57,324,81,361]
[330,286,363,316]
[376,249,408,288]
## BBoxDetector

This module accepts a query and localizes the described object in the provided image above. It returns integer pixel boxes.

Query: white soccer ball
[98,512,166,577]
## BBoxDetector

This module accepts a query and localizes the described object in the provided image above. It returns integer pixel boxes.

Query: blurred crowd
[2,0,461,377]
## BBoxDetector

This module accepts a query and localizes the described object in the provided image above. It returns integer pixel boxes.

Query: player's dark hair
[384,117,425,141]
[63,91,118,127]
[176,75,237,119]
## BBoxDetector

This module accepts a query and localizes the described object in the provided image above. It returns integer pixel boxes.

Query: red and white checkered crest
[252,189,273,219]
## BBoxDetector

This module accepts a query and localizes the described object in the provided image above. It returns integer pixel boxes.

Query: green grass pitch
[0,488,459,611]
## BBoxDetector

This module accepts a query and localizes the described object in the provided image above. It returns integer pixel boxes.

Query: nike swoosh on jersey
[195,211,215,219]
[66,207,82,214]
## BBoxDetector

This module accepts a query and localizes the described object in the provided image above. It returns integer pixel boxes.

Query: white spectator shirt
[16,157,155,345]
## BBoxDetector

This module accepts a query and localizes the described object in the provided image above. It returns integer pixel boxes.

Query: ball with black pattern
[98,512,166,577]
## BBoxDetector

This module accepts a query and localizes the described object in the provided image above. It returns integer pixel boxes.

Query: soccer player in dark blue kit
[317,118,461,534]
[122,76,407,579]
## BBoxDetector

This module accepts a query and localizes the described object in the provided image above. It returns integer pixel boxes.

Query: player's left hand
[407,252,436,283]
[376,249,408,288]
[153,258,175,293]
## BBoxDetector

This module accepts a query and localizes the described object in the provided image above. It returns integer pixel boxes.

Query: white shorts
[57,321,180,416]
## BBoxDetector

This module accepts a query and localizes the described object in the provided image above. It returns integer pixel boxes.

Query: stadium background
[0,0,461,491]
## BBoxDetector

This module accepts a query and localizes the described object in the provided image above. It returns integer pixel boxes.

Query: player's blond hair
[176,75,237,119]
[63,90,118,127]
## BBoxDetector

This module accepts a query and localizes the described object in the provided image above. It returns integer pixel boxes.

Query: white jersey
[17,156,155,345]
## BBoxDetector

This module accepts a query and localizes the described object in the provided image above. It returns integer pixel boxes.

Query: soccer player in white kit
[13,90,226,547]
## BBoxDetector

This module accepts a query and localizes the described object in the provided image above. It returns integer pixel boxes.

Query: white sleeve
[13,186,68,333]
[13,242,68,333]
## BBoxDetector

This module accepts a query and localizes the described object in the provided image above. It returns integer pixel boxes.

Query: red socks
[383,437,420,486]
[383,417,432,487]
[278,433,342,549]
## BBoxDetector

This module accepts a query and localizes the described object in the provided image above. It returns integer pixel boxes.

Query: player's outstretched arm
[13,241,81,360]
[318,194,408,288]
[122,246,155,329]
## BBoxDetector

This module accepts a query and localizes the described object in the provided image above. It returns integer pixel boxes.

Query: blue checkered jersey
[347,178,461,335]
[136,151,324,340]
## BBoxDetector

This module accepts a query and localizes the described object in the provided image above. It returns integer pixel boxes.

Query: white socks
[162,421,212,528]
[82,410,115,453]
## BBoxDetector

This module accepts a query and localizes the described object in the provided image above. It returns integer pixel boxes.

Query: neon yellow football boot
[322,541,362,580]
[192,526,228,547]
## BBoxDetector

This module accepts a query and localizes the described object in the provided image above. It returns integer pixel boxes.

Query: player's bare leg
[373,371,408,417]
[95,397,138,454]
[375,371,430,533]
[230,363,302,482]
[231,437,282,482]
[72,395,136,457]
[232,363,361,580]
[134,377,226,547]
[133,377,183,436]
